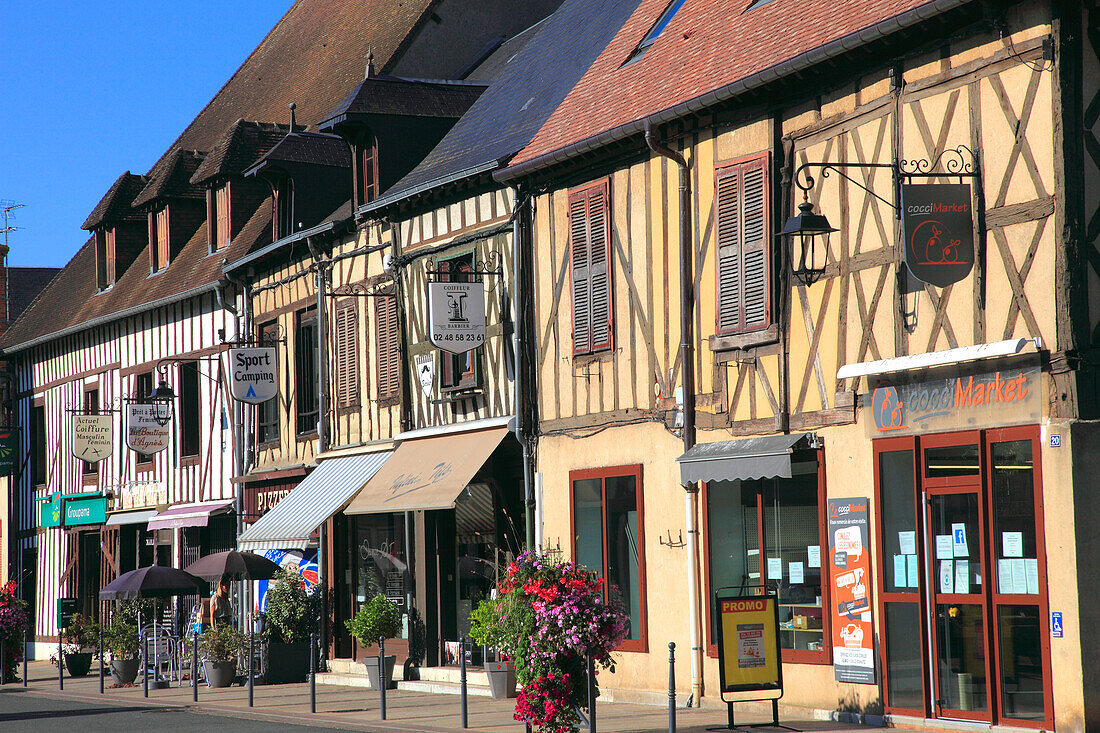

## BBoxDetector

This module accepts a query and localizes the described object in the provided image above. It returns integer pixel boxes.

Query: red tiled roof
[509,0,958,169]
[191,121,292,186]
[132,149,206,208]
[81,172,148,230]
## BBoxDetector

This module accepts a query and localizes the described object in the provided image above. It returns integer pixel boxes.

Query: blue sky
[0,1,295,268]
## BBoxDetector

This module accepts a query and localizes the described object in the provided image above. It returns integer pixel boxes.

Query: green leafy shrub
[104,622,139,660]
[61,613,101,655]
[111,599,156,627]
[262,568,320,643]
[345,594,401,646]
[199,625,245,662]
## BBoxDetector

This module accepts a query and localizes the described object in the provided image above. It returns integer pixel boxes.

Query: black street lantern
[145,378,177,427]
[780,200,837,286]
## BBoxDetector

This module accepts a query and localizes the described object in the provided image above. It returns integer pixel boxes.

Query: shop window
[178,361,200,458]
[569,180,612,356]
[296,307,319,434]
[705,459,828,664]
[256,320,280,444]
[570,465,646,651]
[715,154,770,336]
[334,300,360,410]
[374,291,400,401]
[82,389,99,476]
[32,403,46,485]
[439,253,481,391]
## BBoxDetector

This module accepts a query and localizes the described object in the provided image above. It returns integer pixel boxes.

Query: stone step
[397,679,495,697]
[316,671,374,688]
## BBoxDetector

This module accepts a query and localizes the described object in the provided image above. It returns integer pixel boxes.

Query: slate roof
[7,267,61,323]
[132,148,206,208]
[245,132,352,175]
[364,0,642,212]
[506,0,975,172]
[81,172,148,230]
[2,0,439,353]
[320,76,487,127]
[191,121,292,186]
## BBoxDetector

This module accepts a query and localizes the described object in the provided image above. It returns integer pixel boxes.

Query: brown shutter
[216,185,231,250]
[716,168,742,334]
[740,156,769,330]
[715,154,770,335]
[106,228,117,286]
[588,182,612,352]
[335,301,359,408]
[375,293,399,400]
[569,191,591,355]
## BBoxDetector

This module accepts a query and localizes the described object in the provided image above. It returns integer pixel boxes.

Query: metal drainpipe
[215,278,246,543]
[512,188,535,551]
[307,238,329,454]
[645,121,701,707]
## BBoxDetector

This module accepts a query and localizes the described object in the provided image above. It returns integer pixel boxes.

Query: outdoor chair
[140,624,178,684]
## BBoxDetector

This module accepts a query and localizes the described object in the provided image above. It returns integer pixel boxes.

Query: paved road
[0,688,336,732]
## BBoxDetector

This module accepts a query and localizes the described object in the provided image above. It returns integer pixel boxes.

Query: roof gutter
[1,282,219,355]
[358,159,504,218]
[494,0,975,182]
[223,219,340,274]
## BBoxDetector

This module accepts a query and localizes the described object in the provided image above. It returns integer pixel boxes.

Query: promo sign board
[0,430,18,476]
[714,591,781,693]
[126,404,170,455]
[72,414,113,464]
[428,281,485,355]
[828,497,876,684]
[901,183,975,287]
[230,347,278,404]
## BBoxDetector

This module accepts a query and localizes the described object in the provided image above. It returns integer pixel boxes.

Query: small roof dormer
[133,149,207,273]
[82,171,148,292]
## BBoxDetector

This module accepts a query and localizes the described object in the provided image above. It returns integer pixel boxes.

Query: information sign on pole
[428,281,485,355]
[229,347,278,404]
[72,414,113,464]
[57,598,80,629]
[827,497,877,684]
[126,404,170,455]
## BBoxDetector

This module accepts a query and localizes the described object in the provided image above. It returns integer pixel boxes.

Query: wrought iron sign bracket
[65,397,124,415]
[155,355,225,385]
[423,250,504,283]
[327,281,395,298]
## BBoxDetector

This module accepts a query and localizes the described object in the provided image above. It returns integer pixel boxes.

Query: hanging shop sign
[229,347,278,404]
[415,353,434,398]
[868,365,1041,436]
[64,494,108,526]
[113,481,168,511]
[40,494,62,528]
[0,429,18,476]
[126,404,171,455]
[901,183,975,287]
[428,281,486,355]
[72,414,114,464]
[827,497,876,685]
[714,590,782,693]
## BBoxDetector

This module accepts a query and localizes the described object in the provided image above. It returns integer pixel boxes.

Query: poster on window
[828,497,876,684]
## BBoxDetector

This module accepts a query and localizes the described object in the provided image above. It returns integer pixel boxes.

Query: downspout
[511,187,536,551]
[306,238,329,453]
[645,121,701,706]
[215,277,246,544]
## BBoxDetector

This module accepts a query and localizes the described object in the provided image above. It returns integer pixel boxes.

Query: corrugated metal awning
[676,433,817,484]
[237,451,391,551]
[147,500,234,531]
[836,337,1039,380]
[105,508,158,527]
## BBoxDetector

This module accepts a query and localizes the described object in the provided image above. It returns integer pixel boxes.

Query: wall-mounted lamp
[145,377,177,427]
[780,198,836,286]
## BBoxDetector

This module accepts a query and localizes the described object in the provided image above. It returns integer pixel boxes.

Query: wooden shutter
[715,154,770,335]
[156,206,170,270]
[335,301,359,408]
[216,184,231,250]
[105,228,117,286]
[375,293,399,400]
[569,180,612,355]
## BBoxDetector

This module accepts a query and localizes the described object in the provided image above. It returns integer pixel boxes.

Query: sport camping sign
[229,347,278,404]
[901,183,975,287]
[827,497,876,684]
[126,404,170,455]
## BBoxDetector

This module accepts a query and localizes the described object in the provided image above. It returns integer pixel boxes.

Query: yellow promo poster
[716,595,781,692]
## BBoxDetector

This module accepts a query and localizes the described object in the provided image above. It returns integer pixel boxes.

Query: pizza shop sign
[868,365,1041,435]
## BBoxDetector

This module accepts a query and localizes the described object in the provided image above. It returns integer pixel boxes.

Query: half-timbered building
[497,0,1096,728]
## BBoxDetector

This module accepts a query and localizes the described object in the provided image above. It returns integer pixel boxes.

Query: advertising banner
[428,281,486,355]
[64,495,107,526]
[126,404,170,455]
[715,591,781,693]
[828,497,876,684]
[229,347,278,404]
[0,429,18,476]
[901,183,974,287]
[72,414,113,464]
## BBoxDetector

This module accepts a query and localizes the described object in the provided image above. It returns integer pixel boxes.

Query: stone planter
[485,660,517,699]
[110,658,139,685]
[64,651,93,677]
[204,659,237,688]
[265,641,311,684]
[364,654,396,690]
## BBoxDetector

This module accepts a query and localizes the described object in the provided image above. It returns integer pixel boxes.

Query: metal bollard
[99,625,104,694]
[668,642,676,733]
[58,632,63,690]
[23,626,28,687]
[460,636,468,729]
[248,628,254,707]
[192,629,198,702]
[378,635,387,721]
[143,635,149,698]
[587,652,596,733]
[309,632,316,714]
[2,634,7,685]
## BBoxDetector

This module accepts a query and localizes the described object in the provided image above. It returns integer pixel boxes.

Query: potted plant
[199,624,244,687]
[469,598,516,699]
[104,621,140,684]
[260,568,319,684]
[61,612,100,677]
[345,594,401,690]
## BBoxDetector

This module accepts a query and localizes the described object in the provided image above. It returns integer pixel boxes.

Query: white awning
[105,509,158,527]
[836,337,1040,380]
[237,451,391,551]
[147,500,234,530]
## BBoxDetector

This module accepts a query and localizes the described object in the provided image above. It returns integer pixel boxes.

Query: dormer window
[95,228,117,291]
[624,0,687,64]
[355,131,379,207]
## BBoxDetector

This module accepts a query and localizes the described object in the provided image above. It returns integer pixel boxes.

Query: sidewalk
[1,661,874,733]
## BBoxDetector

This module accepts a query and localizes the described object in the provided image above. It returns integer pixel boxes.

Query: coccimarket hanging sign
[900,183,975,287]
[72,414,114,464]
[126,404,171,455]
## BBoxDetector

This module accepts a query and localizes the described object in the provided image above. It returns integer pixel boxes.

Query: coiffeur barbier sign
[428,281,486,355]
[828,497,876,685]
[125,404,170,455]
[901,183,974,287]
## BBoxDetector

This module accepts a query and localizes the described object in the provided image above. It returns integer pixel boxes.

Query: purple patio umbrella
[99,565,205,600]
[184,550,281,581]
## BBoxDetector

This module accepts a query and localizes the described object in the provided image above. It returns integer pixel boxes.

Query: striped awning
[237,451,391,551]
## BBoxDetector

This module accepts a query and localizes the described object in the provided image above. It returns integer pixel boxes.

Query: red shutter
[156,207,170,269]
[715,154,771,335]
[216,185,231,250]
